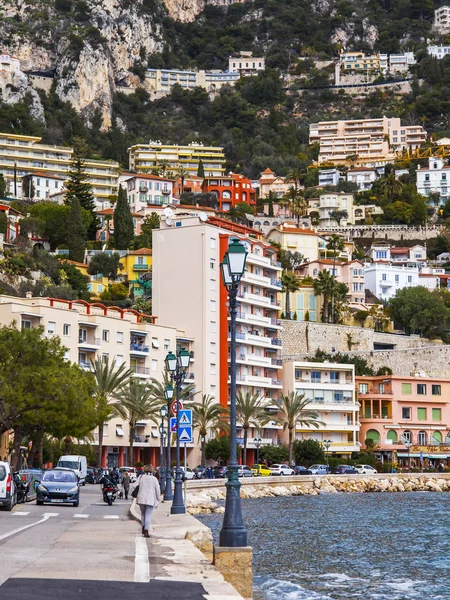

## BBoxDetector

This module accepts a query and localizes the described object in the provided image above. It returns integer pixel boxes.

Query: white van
[0,461,16,510]
[57,455,87,485]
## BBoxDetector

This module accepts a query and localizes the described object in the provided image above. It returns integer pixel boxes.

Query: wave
[254,576,333,600]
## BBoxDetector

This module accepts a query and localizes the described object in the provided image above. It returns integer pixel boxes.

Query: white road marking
[103,515,120,519]
[12,511,30,516]
[43,513,59,517]
[0,513,53,542]
[73,514,89,519]
[134,534,150,582]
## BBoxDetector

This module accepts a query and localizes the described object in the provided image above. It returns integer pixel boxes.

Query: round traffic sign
[171,400,183,414]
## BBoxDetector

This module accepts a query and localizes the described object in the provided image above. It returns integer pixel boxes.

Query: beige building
[153,214,284,462]
[309,117,427,166]
[283,360,360,456]
[128,141,226,177]
[0,133,119,202]
[433,5,450,34]
[267,223,321,262]
[257,168,290,198]
[145,68,239,95]
[0,53,21,73]
[297,259,366,306]
[228,53,265,76]
[317,192,354,226]
[0,295,191,469]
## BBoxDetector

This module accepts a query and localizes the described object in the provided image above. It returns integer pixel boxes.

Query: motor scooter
[102,484,117,506]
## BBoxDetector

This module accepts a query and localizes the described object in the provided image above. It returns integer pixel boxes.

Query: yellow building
[267,224,321,262]
[0,133,119,201]
[340,52,380,72]
[128,141,226,177]
[289,285,322,322]
[119,248,152,299]
[62,260,109,299]
[0,431,10,461]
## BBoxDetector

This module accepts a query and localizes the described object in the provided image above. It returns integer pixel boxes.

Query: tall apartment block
[128,141,226,177]
[0,295,193,469]
[309,117,426,167]
[0,133,119,202]
[152,214,283,462]
[283,361,360,457]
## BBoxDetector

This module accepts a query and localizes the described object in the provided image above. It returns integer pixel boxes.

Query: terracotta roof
[347,167,377,172]
[30,172,65,180]
[127,248,152,255]
[270,227,318,235]
[97,208,141,217]
[261,168,275,174]
[390,248,410,253]
[177,204,216,212]
[124,174,174,183]
[61,259,88,268]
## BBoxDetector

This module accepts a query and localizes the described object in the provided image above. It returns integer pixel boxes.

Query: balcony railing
[78,337,101,346]
[271,358,282,366]
[271,338,282,346]
[133,264,149,270]
[78,361,92,370]
[132,366,150,375]
[130,343,149,352]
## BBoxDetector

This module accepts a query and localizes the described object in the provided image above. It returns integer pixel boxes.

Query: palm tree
[158,159,171,177]
[326,234,345,323]
[379,172,403,202]
[114,380,160,466]
[313,269,335,322]
[148,372,196,407]
[275,392,323,465]
[236,391,270,465]
[286,167,305,192]
[177,167,189,196]
[189,394,228,468]
[90,358,133,467]
[281,271,300,319]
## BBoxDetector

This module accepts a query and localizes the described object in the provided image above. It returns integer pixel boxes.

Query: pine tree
[114,185,134,249]
[67,198,87,262]
[197,158,205,178]
[64,138,98,240]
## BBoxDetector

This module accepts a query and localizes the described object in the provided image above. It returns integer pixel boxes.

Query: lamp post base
[164,473,173,501]
[219,468,247,548]
[170,472,186,514]
[160,467,166,494]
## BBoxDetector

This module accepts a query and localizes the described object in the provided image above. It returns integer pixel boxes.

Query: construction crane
[397,145,450,160]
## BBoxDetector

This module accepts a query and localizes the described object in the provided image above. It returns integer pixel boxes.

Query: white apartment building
[152,214,284,461]
[318,192,354,226]
[283,361,360,456]
[364,263,420,301]
[0,133,119,202]
[346,167,378,190]
[0,295,188,469]
[145,68,239,95]
[379,52,416,74]
[416,157,450,201]
[128,141,226,177]
[0,53,21,73]
[367,243,427,266]
[428,44,450,59]
[121,174,175,212]
[310,117,427,166]
[26,173,64,200]
[228,53,265,76]
[433,6,450,34]
[318,168,341,187]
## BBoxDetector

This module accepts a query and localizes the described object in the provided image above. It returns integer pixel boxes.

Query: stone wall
[347,346,450,378]
[318,224,442,241]
[281,320,436,356]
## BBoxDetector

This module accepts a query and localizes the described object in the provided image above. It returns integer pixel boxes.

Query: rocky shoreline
[186,476,450,514]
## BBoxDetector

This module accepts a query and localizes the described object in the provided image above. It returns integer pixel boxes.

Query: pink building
[297,259,365,305]
[357,375,450,467]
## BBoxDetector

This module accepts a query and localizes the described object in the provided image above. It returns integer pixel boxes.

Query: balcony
[78,361,92,371]
[237,292,281,310]
[131,366,150,377]
[133,264,149,270]
[233,353,272,367]
[78,337,101,349]
[130,343,149,356]
[184,372,195,381]
[235,311,275,327]
[233,374,283,388]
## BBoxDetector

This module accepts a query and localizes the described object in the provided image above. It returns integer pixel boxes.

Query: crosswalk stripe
[13,511,30,516]
[103,515,120,519]
[43,513,59,517]
[73,514,89,519]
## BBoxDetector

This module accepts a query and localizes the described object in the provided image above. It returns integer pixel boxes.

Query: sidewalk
[130,500,244,599]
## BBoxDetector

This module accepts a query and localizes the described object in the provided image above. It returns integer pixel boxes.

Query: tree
[259,443,289,464]
[114,379,160,466]
[114,185,134,249]
[0,174,7,198]
[87,252,123,279]
[90,357,133,467]
[21,174,35,200]
[64,138,97,240]
[329,209,348,225]
[100,282,129,301]
[313,270,335,323]
[326,234,345,323]
[388,287,449,338]
[197,159,205,178]
[275,392,323,465]
[141,212,160,248]
[67,198,87,263]
[189,394,227,468]
[236,391,270,465]
[227,202,254,223]
[379,172,403,202]
[59,261,90,298]
[0,325,97,469]
[384,201,413,224]
[177,167,189,196]
[281,271,300,319]
[205,436,240,464]
[25,202,71,250]
[293,439,325,466]
[279,250,304,272]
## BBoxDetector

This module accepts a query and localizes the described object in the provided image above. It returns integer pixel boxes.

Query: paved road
[0,485,208,599]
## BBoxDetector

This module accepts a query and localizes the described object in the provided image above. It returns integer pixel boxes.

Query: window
[102,330,109,342]
[210,321,216,332]
[432,408,442,421]
[164,339,170,351]
[210,278,216,291]
[417,383,427,395]
[402,383,412,394]
[152,338,159,348]
[47,321,55,334]
[210,363,216,375]
[403,429,412,443]
[402,407,411,419]
[382,273,387,281]
[359,383,369,394]
[295,369,302,380]
[152,359,158,371]
[417,431,427,445]
[63,324,70,336]
[117,332,123,344]
[210,237,216,249]
[330,372,339,382]
[210,341,216,354]
[376,251,387,259]
[210,260,215,270]
[395,274,399,283]
[417,407,427,420]
[432,384,441,395]
[102,353,109,363]
[210,300,216,312]
[311,371,321,383]
[22,319,31,330]
[407,276,412,283]
[116,355,124,365]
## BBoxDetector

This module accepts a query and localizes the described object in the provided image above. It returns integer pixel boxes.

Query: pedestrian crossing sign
[179,409,193,426]
[178,426,193,443]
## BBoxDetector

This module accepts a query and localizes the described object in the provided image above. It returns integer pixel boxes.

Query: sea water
[198,492,450,599]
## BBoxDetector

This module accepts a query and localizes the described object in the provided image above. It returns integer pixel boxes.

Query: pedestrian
[122,471,130,500]
[438,461,444,473]
[134,464,161,538]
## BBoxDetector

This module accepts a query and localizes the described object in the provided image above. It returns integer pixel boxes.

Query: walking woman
[135,464,160,538]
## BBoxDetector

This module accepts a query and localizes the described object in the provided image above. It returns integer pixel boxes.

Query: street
[0,485,208,599]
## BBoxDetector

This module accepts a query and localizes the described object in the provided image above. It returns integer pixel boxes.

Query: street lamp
[159,404,168,493]
[200,435,206,471]
[323,439,332,472]
[219,237,248,548]
[164,384,174,501]
[404,440,412,473]
[165,348,191,515]
[253,437,262,465]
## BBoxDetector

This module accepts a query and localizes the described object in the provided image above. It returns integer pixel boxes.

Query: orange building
[202,173,256,211]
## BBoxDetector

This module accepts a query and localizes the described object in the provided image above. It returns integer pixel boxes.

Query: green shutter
[432,408,442,421]
[387,430,398,443]
[366,429,380,443]
[402,383,412,394]
[365,404,371,418]
[417,408,426,420]
[432,431,442,443]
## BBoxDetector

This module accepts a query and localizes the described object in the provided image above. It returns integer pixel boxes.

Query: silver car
[308,464,329,475]
[237,466,254,477]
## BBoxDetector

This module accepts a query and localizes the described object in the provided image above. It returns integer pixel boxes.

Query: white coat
[135,473,161,507]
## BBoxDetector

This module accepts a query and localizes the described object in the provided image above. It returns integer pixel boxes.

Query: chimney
[25,291,32,299]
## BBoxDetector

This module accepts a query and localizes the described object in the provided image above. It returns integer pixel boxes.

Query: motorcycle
[14,474,30,504]
[102,485,117,506]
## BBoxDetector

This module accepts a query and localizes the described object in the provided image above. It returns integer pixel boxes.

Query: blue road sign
[178,426,193,443]
[179,409,193,426]
[170,417,177,433]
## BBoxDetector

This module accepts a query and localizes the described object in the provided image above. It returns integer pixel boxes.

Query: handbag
[131,485,139,498]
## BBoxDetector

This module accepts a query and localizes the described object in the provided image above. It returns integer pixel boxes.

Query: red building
[202,173,256,211]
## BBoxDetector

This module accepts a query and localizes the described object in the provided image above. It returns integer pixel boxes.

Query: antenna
[164,207,174,218]
[166,217,173,226]
[199,212,208,222]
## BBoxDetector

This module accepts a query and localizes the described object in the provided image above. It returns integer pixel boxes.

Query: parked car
[57,455,87,485]
[213,466,228,478]
[36,468,80,507]
[333,465,359,475]
[119,467,137,482]
[308,464,329,475]
[355,464,378,474]
[270,464,295,476]
[294,466,312,475]
[251,464,272,477]
[237,466,254,477]
[0,461,16,511]
[193,466,206,479]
